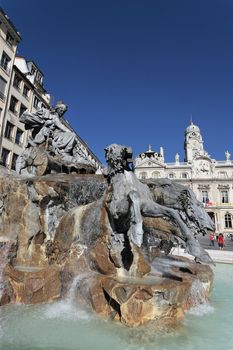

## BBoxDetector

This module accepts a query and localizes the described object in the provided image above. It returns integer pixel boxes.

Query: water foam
[185,278,215,317]
[39,273,93,321]
[40,300,91,320]
[186,302,215,316]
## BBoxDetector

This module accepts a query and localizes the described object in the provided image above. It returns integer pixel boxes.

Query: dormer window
[31,66,36,75]
[6,32,14,46]
[36,72,43,85]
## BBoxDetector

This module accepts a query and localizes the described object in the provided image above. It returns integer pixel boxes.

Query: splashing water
[186,302,215,316]
[189,279,206,305]
[1,264,233,350]
[41,273,92,321]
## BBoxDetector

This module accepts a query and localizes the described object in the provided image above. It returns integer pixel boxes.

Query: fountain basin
[0,264,230,350]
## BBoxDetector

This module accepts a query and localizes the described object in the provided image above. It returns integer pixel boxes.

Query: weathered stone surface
[0,167,214,328]
[5,265,61,304]
[89,238,117,275]
[0,242,15,306]
[0,174,106,264]
[77,270,203,327]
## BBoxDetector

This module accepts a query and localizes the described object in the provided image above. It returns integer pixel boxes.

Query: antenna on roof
[190,114,193,124]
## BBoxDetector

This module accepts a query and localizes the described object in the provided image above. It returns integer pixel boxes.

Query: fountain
[0,104,215,330]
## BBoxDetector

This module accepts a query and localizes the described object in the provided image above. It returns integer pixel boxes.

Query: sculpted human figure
[225,150,231,161]
[104,144,214,266]
[20,102,76,159]
[16,102,95,175]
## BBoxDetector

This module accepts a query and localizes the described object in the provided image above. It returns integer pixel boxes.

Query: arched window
[225,213,232,228]
[140,172,147,180]
[168,173,175,179]
[152,171,160,179]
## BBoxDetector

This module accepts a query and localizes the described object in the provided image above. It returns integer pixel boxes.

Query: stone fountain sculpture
[0,143,214,327]
[16,102,97,175]
[104,144,214,270]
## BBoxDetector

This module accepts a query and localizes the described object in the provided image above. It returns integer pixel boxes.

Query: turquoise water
[0,264,233,350]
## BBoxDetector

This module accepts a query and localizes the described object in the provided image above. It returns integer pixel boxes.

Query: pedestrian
[209,233,215,246]
[218,233,224,250]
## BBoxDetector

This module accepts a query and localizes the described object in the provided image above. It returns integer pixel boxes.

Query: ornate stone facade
[135,122,233,236]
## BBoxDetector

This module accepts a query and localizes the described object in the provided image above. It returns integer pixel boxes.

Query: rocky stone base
[75,256,213,327]
[0,173,214,328]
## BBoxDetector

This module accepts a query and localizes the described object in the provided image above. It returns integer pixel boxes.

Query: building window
[36,72,43,85]
[1,148,10,167]
[140,172,147,180]
[182,172,188,179]
[6,32,14,46]
[33,96,40,109]
[201,190,209,203]
[11,153,18,170]
[4,121,14,140]
[19,104,27,117]
[0,76,7,101]
[13,74,22,90]
[9,96,18,114]
[23,84,30,98]
[0,51,11,73]
[15,129,23,145]
[225,213,232,228]
[31,66,36,75]
[168,173,174,179]
[152,171,160,179]
[221,191,229,203]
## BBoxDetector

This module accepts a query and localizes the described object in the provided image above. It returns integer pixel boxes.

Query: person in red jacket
[218,233,224,250]
[209,233,215,246]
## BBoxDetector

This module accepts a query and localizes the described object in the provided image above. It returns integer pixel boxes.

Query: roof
[0,7,21,41]
[185,122,200,134]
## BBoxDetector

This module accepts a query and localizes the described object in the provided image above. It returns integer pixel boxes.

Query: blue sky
[1,0,233,163]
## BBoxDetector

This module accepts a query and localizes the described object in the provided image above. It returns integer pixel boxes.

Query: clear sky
[1,0,233,163]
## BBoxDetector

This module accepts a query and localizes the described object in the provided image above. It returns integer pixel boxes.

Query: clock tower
[184,122,204,162]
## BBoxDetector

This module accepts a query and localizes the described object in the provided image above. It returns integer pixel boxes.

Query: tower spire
[190,114,193,124]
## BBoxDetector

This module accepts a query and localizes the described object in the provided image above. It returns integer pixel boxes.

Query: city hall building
[134,122,233,236]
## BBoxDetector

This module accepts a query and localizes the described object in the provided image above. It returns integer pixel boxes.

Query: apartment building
[0,7,101,171]
[0,56,51,169]
[0,7,21,157]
